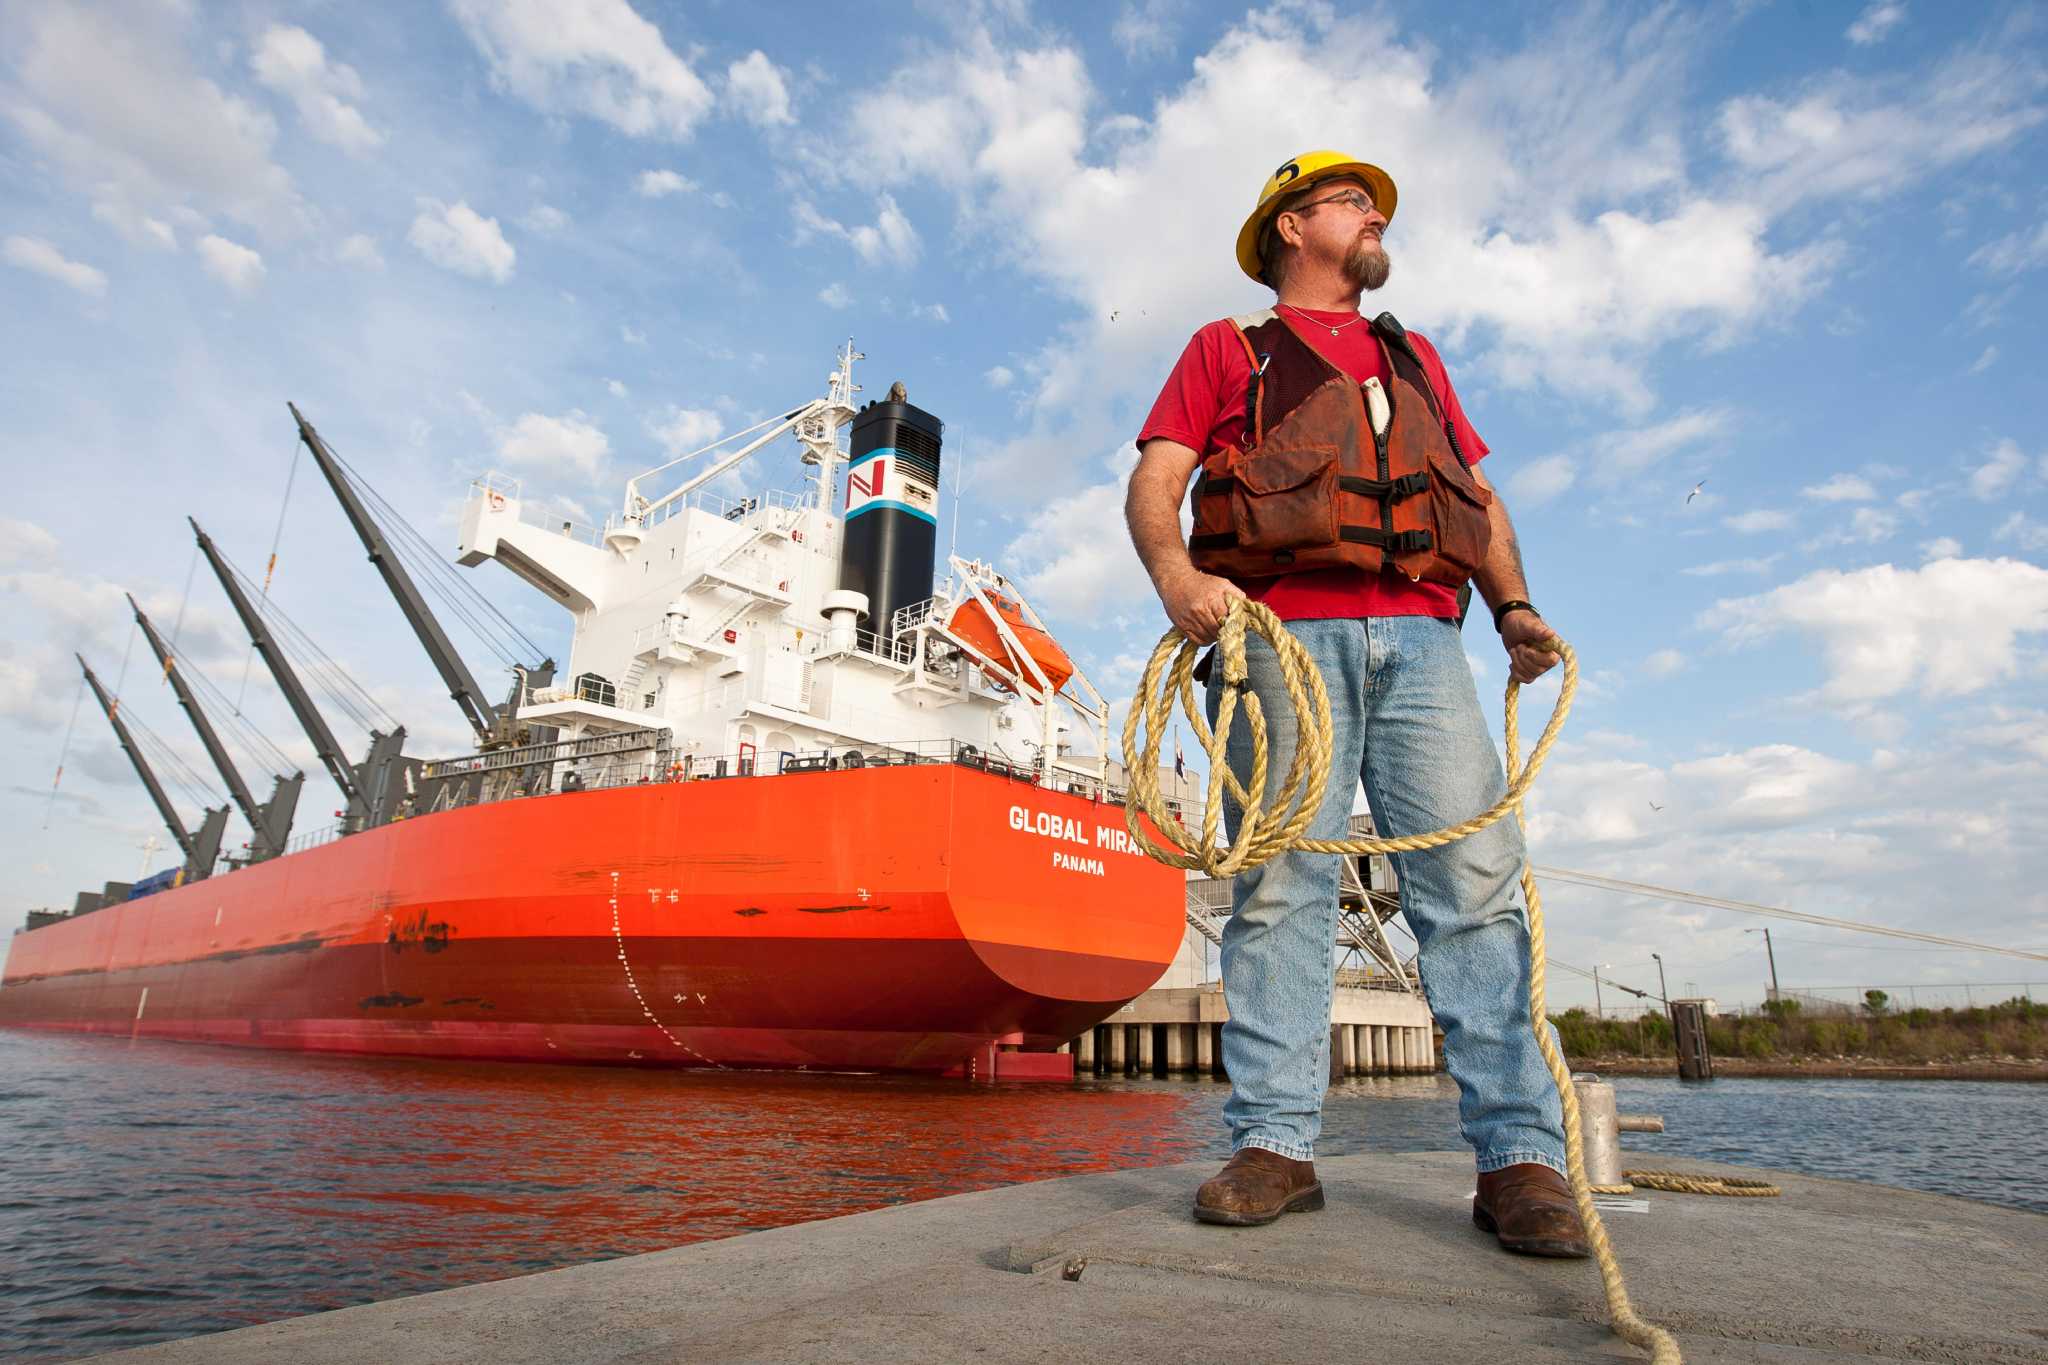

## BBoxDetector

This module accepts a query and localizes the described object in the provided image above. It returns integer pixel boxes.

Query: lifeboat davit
[947,592,1074,695]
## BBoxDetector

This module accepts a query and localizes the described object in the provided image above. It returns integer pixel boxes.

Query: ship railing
[471,473,608,548]
[632,617,690,653]
[622,486,811,536]
[284,822,344,854]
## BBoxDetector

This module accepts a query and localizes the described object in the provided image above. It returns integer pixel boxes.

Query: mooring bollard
[1572,1074,1626,1188]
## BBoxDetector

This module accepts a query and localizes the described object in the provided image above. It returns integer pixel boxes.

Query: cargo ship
[0,344,1186,1077]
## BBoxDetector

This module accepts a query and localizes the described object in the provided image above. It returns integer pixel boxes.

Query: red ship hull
[0,766,1185,1074]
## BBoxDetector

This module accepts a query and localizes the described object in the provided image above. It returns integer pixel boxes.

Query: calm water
[1,1030,2041,1362]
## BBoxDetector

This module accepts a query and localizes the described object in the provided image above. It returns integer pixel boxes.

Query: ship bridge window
[574,672,618,708]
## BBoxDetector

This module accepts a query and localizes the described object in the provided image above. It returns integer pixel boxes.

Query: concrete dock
[98,1151,2046,1363]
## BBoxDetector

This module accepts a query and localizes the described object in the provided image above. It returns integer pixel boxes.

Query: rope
[1622,1170,1780,1198]
[1122,596,1682,1364]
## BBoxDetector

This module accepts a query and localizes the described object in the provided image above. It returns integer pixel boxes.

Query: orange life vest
[1187,310,1492,588]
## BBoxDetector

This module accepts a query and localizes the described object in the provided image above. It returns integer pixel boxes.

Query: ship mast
[289,402,507,745]
[129,595,301,861]
[76,654,229,882]
[192,518,375,825]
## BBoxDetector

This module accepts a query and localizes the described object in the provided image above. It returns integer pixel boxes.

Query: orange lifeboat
[947,592,1074,695]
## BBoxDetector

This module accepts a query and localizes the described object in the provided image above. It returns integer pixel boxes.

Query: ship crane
[74,654,229,884]
[289,402,552,749]
[128,595,302,861]
[192,519,407,832]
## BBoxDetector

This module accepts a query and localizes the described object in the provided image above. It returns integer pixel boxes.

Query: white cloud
[1968,344,2000,374]
[1709,557,2048,701]
[0,518,61,566]
[250,24,383,156]
[1507,453,1577,505]
[1845,2,1907,45]
[647,406,724,459]
[1805,506,1900,547]
[1969,438,2029,500]
[1801,473,1876,502]
[447,0,714,139]
[1642,648,1685,679]
[636,169,697,198]
[724,50,794,127]
[1723,509,1794,533]
[1681,554,1780,577]
[911,301,951,323]
[1995,513,2048,553]
[794,195,920,268]
[3,235,107,296]
[1004,466,1150,619]
[521,204,570,234]
[337,233,384,269]
[196,234,265,293]
[7,3,304,237]
[985,365,1016,390]
[817,282,852,309]
[1715,49,2043,212]
[621,324,647,345]
[1919,536,1962,561]
[1113,0,1185,59]
[495,411,610,479]
[408,200,515,282]
[606,378,628,398]
[1968,223,2048,274]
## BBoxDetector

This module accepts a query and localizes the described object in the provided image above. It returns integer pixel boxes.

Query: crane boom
[191,518,364,817]
[78,654,196,862]
[129,595,287,858]
[289,402,497,740]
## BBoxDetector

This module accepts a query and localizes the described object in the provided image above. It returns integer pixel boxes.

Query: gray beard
[1347,240,1391,291]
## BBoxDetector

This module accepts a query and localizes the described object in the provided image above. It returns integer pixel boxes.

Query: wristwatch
[1491,599,1537,633]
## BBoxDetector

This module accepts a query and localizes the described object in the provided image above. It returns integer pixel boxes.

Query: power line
[1532,864,2048,963]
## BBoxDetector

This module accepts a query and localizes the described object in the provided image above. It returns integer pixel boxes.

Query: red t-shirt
[1138,307,1490,620]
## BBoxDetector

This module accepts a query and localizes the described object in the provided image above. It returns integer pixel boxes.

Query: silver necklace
[1283,303,1365,337]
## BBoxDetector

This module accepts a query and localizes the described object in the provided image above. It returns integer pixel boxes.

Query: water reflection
[3,1030,2039,1363]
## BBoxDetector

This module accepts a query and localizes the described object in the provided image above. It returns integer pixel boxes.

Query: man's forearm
[1471,492,1531,613]
[1125,455,1198,593]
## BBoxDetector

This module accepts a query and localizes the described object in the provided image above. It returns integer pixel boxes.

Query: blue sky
[3,0,2044,1012]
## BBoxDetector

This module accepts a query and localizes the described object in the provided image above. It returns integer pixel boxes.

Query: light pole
[1593,963,1612,1019]
[1745,927,1782,1003]
[1651,952,1669,1006]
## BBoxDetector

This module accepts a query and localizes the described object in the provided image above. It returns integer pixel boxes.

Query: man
[1124,151,1588,1258]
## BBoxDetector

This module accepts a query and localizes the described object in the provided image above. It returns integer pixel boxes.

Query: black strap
[1190,526,1432,554]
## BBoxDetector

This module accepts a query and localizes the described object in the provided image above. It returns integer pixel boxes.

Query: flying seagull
[1686,480,1707,504]
[1648,800,1664,812]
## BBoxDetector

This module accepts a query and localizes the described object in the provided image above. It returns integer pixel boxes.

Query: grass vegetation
[1551,997,2046,1063]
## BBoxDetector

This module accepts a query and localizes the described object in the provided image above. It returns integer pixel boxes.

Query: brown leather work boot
[1473,1163,1592,1258]
[1193,1147,1324,1226]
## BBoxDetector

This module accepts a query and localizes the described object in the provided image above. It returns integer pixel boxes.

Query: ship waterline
[0,765,1186,1072]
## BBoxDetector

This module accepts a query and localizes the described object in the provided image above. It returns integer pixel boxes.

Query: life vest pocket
[1229,440,1340,554]
[1422,446,1493,582]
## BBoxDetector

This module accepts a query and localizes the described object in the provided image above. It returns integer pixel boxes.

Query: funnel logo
[848,458,885,503]
[846,449,937,524]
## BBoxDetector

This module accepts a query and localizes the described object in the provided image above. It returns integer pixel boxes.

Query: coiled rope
[1121,596,1682,1364]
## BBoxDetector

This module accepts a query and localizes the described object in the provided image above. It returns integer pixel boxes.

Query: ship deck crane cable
[42,673,86,830]
[326,456,523,668]
[319,437,548,670]
[211,546,400,738]
[235,437,304,711]
[1122,597,1683,1364]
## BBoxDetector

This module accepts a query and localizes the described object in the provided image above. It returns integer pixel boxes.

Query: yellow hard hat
[1235,150,1398,284]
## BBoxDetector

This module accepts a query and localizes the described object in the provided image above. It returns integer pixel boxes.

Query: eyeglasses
[1290,189,1377,217]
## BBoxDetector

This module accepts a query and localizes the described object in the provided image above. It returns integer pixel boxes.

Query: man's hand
[1161,567,1246,646]
[1500,609,1559,685]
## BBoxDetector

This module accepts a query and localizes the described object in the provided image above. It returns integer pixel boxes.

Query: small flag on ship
[1173,729,1185,781]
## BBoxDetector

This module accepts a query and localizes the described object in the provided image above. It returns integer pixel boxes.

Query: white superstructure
[454,344,1112,788]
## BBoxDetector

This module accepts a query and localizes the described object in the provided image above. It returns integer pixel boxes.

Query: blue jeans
[1205,615,1566,1175]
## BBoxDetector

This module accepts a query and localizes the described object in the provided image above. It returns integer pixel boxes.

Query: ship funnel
[837,398,942,642]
